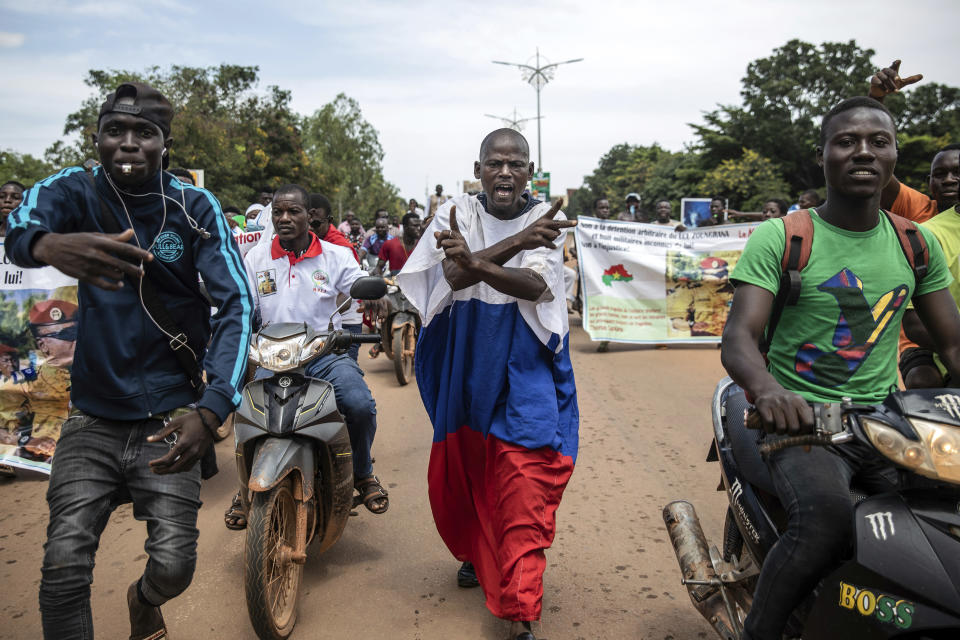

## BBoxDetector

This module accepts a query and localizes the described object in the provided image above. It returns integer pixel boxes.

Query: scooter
[234,276,386,640]
[664,377,960,639]
[378,277,420,386]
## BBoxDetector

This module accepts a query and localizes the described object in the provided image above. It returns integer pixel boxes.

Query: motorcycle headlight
[299,335,326,362]
[255,335,306,372]
[862,417,960,484]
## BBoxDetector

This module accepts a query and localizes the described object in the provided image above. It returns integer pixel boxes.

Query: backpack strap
[761,209,814,354]
[881,209,928,285]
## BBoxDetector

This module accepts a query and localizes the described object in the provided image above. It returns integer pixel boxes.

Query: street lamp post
[492,48,583,170]
[483,107,541,132]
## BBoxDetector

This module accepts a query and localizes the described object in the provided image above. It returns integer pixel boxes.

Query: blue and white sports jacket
[5,166,253,423]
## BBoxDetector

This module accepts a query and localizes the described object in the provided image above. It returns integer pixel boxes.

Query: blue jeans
[258,352,377,478]
[40,411,202,640]
[342,323,363,362]
[743,437,896,639]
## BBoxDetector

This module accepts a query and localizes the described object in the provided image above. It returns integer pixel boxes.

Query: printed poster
[575,217,758,344]
[235,229,263,257]
[0,242,78,474]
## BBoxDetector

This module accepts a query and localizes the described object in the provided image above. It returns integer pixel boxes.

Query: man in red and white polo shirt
[242,184,388,515]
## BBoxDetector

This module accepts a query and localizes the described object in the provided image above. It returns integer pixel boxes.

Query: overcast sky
[2,0,958,207]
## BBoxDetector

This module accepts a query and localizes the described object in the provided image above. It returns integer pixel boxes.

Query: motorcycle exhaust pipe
[663,500,718,602]
[663,501,741,640]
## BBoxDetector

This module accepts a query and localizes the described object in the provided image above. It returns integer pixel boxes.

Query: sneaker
[457,561,480,588]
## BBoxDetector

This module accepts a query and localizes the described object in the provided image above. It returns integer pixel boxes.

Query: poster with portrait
[575,217,759,343]
[0,242,78,474]
[681,197,714,228]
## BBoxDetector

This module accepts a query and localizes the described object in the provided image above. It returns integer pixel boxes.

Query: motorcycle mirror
[328,297,354,332]
[349,276,387,300]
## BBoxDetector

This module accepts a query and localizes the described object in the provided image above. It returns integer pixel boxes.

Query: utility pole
[492,48,582,170]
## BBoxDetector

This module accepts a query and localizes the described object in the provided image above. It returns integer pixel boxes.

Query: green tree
[53,65,322,208]
[301,94,400,224]
[692,39,879,193]
[886,83,960,139]
[569,143,703,217]
[697,149,792,210]
[0,150,55,187]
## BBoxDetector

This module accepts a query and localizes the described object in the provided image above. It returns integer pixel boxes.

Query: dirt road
[0,319,729,639]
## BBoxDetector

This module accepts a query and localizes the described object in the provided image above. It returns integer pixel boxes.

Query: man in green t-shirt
[722,96,960,640]
[901,201,960,383]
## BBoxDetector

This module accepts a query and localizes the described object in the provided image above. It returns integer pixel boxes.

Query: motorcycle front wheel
[244,478,304,640]
[393,324,415,386]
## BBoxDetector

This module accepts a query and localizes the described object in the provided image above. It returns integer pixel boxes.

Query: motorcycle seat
[722,384,777,495]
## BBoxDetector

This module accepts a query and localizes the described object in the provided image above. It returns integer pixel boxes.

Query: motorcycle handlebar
[351,335,382,344]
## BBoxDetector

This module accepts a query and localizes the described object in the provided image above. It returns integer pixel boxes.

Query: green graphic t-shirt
[730,209,951,403]
[921,205,960,308]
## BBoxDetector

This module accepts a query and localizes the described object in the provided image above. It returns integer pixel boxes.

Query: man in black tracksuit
[5,82,253,640]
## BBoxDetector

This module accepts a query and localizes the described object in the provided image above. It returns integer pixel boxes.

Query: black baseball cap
[98,82,174,136]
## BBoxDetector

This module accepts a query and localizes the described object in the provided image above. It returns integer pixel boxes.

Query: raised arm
[5,168,153,290]
[868,60,923,208]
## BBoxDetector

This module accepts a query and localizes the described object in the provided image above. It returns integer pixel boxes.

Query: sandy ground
[0,318,729,640]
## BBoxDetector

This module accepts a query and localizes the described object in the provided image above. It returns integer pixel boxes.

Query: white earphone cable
[101,169,199,361]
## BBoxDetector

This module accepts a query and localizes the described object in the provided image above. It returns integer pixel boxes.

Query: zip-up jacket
[5,166,253,423]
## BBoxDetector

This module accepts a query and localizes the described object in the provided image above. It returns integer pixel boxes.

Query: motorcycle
[378,277,420,386]
[664,377,960,639]
[234,276,386,640]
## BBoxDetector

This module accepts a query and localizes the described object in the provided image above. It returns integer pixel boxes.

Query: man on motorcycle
[721,96,960,639]
[397,129,578,640]
[5,82,253,640]
[374,212,421,276]
[368,212,421,359]
[240,184,388,515]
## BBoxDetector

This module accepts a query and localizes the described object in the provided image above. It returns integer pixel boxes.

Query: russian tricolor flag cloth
[397,193,578,621]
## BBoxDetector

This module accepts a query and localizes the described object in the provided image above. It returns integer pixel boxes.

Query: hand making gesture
[512,199,577,250]
[869,59,923,102]
[32,228,154,291]
[435,205,475,269]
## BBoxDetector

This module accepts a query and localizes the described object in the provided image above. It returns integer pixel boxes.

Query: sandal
[224,492,247,530]
[354,475,389,514]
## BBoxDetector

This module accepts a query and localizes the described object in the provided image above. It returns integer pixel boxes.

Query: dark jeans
[40,411,202,640]
[257,352,377,478]
[743,438,896,639]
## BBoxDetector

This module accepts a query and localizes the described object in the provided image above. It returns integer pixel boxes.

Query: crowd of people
[0,55,958,640]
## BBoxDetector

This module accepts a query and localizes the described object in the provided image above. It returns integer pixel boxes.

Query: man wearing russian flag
[397,129,578,640]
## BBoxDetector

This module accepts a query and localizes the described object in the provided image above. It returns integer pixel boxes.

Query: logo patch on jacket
[312,269,330,293]
[154,231,184,263]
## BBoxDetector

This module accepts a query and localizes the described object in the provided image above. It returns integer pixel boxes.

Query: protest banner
[235,229,263,257]
[0,242,78,473]
[575,216,759,344]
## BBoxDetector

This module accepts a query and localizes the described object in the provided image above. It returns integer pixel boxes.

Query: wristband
[195,408,219,438]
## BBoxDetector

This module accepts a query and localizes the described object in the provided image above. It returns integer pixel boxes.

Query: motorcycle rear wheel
[244,478,304,640]
[393,324,415,386]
